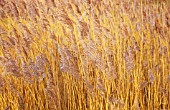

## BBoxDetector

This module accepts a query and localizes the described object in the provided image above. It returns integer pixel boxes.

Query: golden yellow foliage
[0,0,169,110]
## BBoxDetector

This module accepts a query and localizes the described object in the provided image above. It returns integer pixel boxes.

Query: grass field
[0,0,170,109]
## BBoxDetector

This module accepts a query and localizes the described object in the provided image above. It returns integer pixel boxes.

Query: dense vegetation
[0,0,169,109]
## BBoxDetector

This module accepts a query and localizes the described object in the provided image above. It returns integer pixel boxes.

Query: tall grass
[0,0,169,109]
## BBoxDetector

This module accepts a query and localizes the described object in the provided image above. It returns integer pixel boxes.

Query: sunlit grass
[0,0,169,109]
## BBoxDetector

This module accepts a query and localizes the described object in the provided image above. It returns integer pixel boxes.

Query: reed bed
[0,0,169,109]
